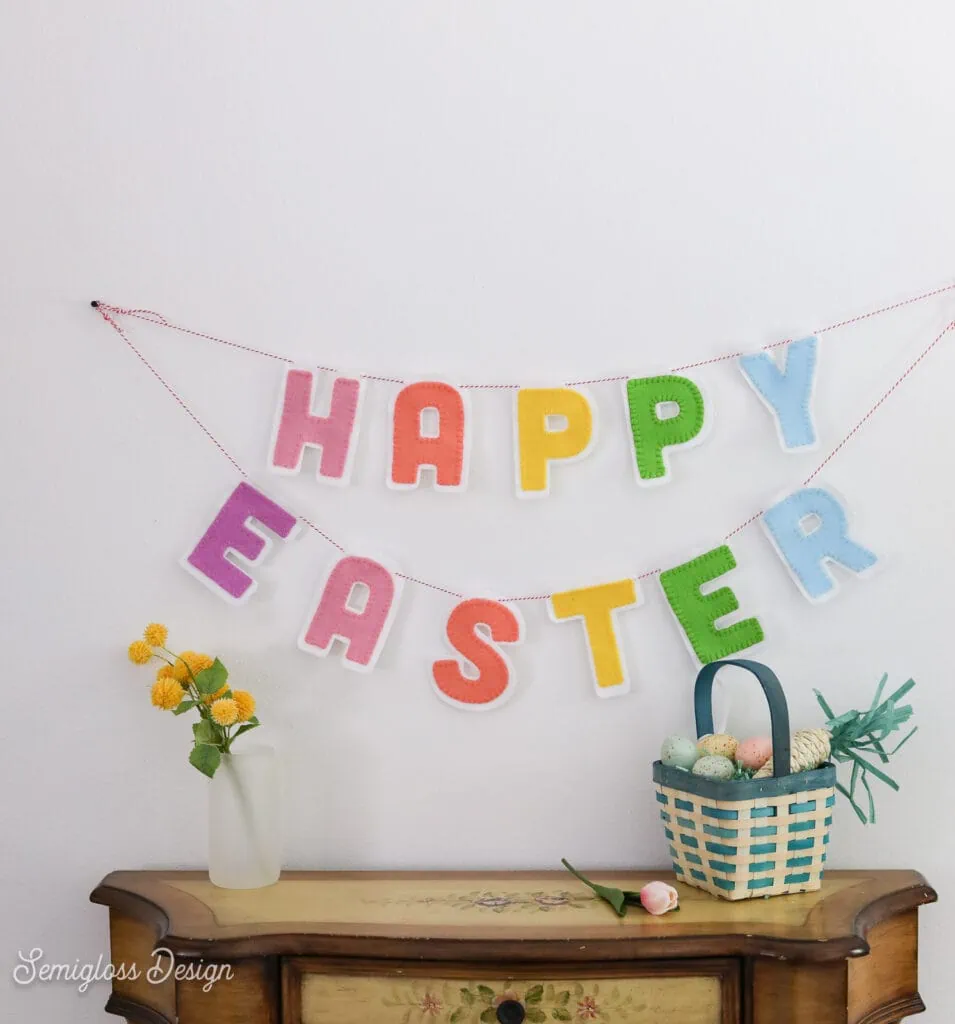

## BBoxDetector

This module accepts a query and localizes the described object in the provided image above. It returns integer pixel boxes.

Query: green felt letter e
[625,375,706,483]
[660,545,764,663]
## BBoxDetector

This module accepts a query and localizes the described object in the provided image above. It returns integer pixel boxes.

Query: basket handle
[694,659,792,779]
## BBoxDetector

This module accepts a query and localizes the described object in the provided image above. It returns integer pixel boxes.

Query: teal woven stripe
[702,806,739,820]
[690,869,707,881]
[750,842,777,855]
[788,821,814,833]
[674,798,694,811]
[750,826,778,837]
[784,872,811,884]
[664,828,674,840]
[787,837,814,850]
[708,860,735,874]
[825,794,835,807]
[749,861,774,873]
[786,856,813,868]
[655,792,669,805]
[673,863,685,874]
[788,800,816,813]
[712,877,736,891]
[703,824,738,838]
[684,852,702,865]
[748,877,774,890]
[704,841,737,856]
[750,806,777,818]
[660,810,671,823]
[676,816,695,830]
[679,834,699,849]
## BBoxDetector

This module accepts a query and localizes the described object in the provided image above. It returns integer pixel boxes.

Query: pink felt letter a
[184,482,298,603]
[270,369,363,484]
[298,556,402,671]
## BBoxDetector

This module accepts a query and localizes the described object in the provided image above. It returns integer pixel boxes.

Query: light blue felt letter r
[740,336,818,450]
[763,487,877,602]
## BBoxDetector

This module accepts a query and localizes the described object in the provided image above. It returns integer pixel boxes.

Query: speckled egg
[660,735,700,771]
[736,735,773,771]
[691,754,736,781]
[697,733,739,760]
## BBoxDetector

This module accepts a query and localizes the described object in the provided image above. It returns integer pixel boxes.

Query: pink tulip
[639,880,679,916]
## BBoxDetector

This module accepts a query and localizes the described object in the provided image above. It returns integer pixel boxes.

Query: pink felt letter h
[271,369,362,483]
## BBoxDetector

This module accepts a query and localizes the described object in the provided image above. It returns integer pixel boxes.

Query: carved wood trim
[103,992,176,1024]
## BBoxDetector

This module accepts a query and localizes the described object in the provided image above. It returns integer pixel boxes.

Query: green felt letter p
[625,375,706,484]
[660,545,764,663]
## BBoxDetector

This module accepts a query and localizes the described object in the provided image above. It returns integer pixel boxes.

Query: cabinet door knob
[495,999,526,1024]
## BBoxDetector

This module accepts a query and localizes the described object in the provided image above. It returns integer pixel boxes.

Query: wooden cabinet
[91,869,935,1024]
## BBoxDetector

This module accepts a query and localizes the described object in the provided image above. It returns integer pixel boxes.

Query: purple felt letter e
[184,482,297,603]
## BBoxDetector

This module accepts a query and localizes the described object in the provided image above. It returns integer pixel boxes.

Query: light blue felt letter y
[740,336,818,450]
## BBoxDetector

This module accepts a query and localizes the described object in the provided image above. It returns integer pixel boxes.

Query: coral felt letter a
[390,381,469,490]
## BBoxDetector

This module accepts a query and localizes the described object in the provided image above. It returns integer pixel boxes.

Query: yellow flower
[202,685,230,704]
[151,678,185,710]
[143,622,168,646]
[210,698,239,726]
[172,651,214,682]
[232,691,256,722]
[128,640,153,665]
[156,664,176,680]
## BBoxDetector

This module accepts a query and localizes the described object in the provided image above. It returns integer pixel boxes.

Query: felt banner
[92,281,955,709]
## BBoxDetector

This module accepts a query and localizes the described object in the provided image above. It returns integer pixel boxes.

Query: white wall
[2,3,954,1020]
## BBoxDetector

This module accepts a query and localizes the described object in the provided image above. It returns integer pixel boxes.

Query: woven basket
[653,658,836,901]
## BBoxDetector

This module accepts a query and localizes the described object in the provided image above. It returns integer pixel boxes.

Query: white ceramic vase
[208,744,281,889]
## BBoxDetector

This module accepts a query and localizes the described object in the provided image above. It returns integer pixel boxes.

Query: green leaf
[192,719,217,745]
[460,988,475,1005]
[525,984,543,1004]
[560,859,628,916]
[849,753,899,791]
[450,1009,467,1023]
[813,688,837,722]
[189,743,221,778]
[889,725,918,755]
[480,1009,497,1023]
[861,770,876,824]
[172,700,198,716]
[233,722,260,741]
[552,1009,572,1021]
[476,985,495,1003]
[527,1011,546,1023]
[246,716,260,726]
[835,781,867,824]
[557,991,570,1006]
[194,658,228,696]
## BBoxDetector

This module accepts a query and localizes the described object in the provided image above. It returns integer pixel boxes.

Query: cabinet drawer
[283,958,739,1024]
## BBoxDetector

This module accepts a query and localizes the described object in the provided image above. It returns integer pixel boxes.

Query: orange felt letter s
[432,598,524,710]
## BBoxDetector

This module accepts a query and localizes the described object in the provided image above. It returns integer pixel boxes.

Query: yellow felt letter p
[549,579,640,697]
[515,387,595,497]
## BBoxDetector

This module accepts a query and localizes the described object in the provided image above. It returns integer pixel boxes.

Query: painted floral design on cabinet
[382,981,643,1022]
[367,888,595,914]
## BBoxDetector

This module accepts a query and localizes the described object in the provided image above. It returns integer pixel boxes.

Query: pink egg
[737,735,773,771]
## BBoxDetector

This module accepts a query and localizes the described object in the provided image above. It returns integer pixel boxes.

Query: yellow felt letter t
[515,387,595,496]
[549,579,639,697]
